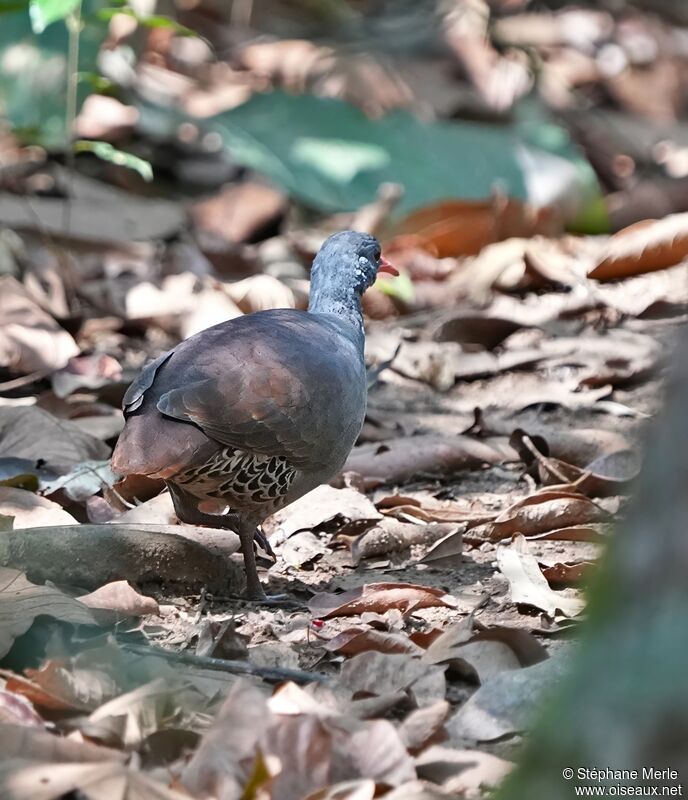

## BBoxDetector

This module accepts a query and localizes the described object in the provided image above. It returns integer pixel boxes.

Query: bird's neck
[308,283,365,350]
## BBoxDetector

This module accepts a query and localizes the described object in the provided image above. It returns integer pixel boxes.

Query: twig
[520,434,572,485]
[121,641,331,684]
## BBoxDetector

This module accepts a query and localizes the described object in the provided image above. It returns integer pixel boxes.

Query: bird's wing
[129,312,365,470]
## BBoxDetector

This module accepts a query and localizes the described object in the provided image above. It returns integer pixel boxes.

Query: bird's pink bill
[377,256,399,277]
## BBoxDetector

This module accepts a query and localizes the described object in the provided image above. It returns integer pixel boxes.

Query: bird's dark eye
[373,246,381,261]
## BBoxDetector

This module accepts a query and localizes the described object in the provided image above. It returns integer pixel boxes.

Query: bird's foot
[253,528,275,560]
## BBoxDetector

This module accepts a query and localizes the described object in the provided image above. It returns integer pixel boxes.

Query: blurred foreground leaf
[0,1,106,146]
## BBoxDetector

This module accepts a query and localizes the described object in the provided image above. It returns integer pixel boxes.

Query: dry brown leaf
[0,691,45,727]
[0,759,188,800]
[0,407,110,474]
[484,491,610,542]
[419,527,464,567]
[385,197,557,259]
[182,679,270,799]
[391,341,545,389]
[78,580,159,618]
[280,530,329,567]
[0,722,124,762]
[0,487,77,528]
[399,700,450,754]
[524,524,613,543]
[419,620,546,683]
[190,181,287,247]
[540,560,595,586]
[264,485,382,540]
[340,651,446,708]
[0,568,97,659]
[497,545,585,618]
[323,627,424,657]
[305,780,376,800]
[589,212,688,281]
[350,520,459,564]
[342,436,514,490]
[415,746,513,796]
[511,429,641,496]
[51,354,122,399]
[308,583,459,619]
[220,273,296,313]
[0,276,79,374]
[428,312,525,350]
[447,657,567,742]
[6,660,117,713]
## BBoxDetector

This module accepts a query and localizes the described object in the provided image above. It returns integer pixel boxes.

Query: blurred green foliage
[0,0,106,147]
[204,92,607,231]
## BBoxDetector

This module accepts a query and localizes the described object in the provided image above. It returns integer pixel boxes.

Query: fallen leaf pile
[1,0,688,795]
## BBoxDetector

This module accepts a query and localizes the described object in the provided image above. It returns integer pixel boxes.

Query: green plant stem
[62,2,82,236]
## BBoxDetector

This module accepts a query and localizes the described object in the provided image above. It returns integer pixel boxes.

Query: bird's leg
[167,483,274,558]
[237,519,267,601]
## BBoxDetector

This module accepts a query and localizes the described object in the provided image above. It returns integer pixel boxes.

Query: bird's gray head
[310,230,397,297]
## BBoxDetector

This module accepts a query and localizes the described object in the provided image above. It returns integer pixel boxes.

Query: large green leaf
[0,1,106,147]
[200,91,606,232]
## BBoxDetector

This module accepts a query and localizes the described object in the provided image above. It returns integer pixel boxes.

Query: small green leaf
[376,272,414,303]
[96,6,195,35]
[74,140,153,181]
[29,0,80,33]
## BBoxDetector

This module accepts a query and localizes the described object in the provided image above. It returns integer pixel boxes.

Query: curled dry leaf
[497,545,585,618]
[589,212,688,281]
[475,491,611,543]
[0,568,97,659]
[342,435,514,490]
[0,276,79,374]
[78,580,159,619]
[511,430,641,496]
[308,583,459,619]
[0,487,77,528]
